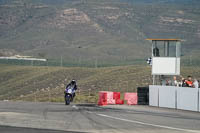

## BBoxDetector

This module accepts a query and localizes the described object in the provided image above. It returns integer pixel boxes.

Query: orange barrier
[124,93,138,105]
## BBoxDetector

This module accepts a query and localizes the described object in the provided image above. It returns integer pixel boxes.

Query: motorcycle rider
[65,80,77,101]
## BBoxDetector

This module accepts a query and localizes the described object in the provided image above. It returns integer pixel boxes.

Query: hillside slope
[0,0,200,64]
[0,64,152,102]
[1,64,200,103]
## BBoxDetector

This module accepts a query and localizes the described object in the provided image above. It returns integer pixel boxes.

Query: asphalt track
[0,101,200,133]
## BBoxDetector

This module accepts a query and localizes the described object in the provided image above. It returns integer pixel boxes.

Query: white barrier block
[149,85,159,107]
[177,87,198,111]
[199,88,200,112]
[159,86,176,109]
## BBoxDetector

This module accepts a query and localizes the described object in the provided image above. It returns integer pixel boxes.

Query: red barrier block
[107,92,116,104]
[116,99,124,104]
[113,92,121,100]
[98,91,125,105]
[98,92,107,106]
[124,93,138,105]
[113,92,124,104]
[98,100,107,106]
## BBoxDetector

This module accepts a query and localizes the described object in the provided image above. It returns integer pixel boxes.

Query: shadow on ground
[0,125,89,133]
[76,103,96,107]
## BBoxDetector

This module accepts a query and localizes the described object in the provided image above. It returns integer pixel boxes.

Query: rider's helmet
[71,80,76,85]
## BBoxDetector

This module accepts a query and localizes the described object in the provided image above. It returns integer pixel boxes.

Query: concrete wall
[199,88,200,112]
[177,87,198,111]
[159,86,176,109]
[149,85,199,112]
[149,85,159,107]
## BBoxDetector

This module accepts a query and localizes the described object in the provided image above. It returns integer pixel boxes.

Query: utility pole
[31,60,33,66]
[48,89,51,102]
[95,58,98,68]
[60,55,63,67]
[78,56,82,65]
[153,75,155,85]
[190,55,192,66]
[127,81,129,92]
[88,89,91,97]
[34,81,36,102]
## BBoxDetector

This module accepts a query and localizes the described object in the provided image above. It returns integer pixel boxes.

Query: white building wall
[152,57,180,75]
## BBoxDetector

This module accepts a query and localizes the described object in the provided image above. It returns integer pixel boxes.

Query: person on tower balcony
[153,46,160,57]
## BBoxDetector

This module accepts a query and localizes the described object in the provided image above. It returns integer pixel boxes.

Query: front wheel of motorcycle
[65,95,71,105]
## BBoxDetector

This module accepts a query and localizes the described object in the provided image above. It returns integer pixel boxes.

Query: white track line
[96,113,200,133]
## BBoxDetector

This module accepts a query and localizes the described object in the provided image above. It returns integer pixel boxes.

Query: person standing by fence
[172,76,178,86]
[193,79,199,88]
[186,76,193,87]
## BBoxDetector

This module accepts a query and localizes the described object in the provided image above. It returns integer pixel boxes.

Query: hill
[1,64,200,103]
[0,0,200,65]
[0,64,152,102]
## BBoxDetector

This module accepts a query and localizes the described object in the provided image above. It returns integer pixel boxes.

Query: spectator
[186,76,193,87]
[167,79,172,86]
[181,77,187,87]
[193,79,199,88]
[198,80,200,88]
[153,46,160,57]
[161,75,166,86]
[172,76,178,86]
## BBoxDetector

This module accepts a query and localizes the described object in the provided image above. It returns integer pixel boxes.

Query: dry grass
[0,64,200,103]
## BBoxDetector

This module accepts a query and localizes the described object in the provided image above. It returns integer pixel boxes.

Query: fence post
[89,89,91,97]
[34,91,36,102]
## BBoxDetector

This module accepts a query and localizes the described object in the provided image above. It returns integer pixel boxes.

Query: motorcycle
[64,86,75,105]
